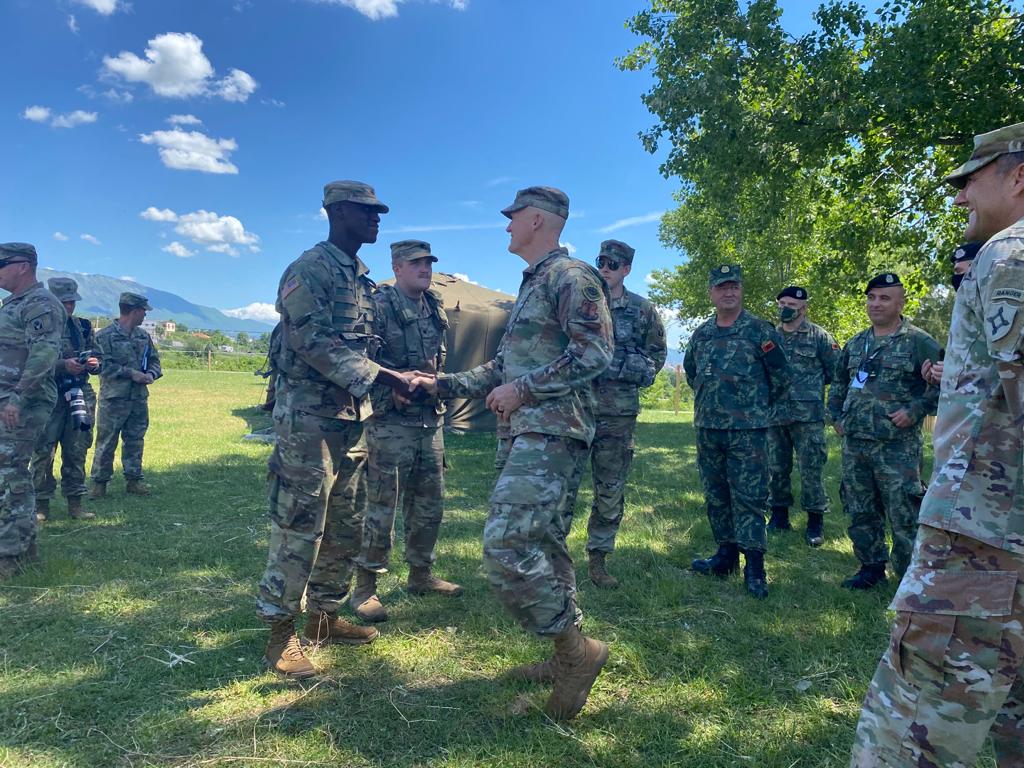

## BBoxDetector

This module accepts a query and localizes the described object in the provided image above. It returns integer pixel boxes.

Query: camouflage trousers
[695,427,769,553]
[256,408,367,622]
[31,386,96,500]
[841,434,924,577]
[578,415,637,554]
[0,398,53,558]
[356,420,444,572]
[768,420,829,513]
[486,432,587,637]
[91,397,148,483]
[851,526,1024,768]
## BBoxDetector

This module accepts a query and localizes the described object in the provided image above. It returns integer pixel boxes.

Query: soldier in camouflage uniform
[0,243,66,580]
[767,286,839,547]
[574,239,667,589]
[89,292,162,498]
[413,186,614,721]
[256,180,420,679]
[684,265,790,599]
[351,240,462,623]
[851,123,1024,768]
[828,273,939,589]
[31,277,100,521]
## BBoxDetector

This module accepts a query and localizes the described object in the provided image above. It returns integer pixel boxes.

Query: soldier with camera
[31,277,101,520]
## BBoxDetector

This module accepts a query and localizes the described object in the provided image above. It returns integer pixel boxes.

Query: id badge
[851,370,869,390]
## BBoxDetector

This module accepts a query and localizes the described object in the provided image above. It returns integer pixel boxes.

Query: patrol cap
[776,285,808,301]
[942,122,1024,189]
[950,241,983,265]
[322,180,389,213]
[500,186,569,220]
[865,273,902,293]
[48,277,82,302]
[390,239,437,263]
[0,242,38,266]
[119,291,153,311]
[709,264,742,287]
[598,239,635,265]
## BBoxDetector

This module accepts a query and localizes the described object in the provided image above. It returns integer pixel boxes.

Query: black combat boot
[691,543,739,577]
[805,512,824,547]
[741,549,769,598]
[841,563,888,590]
[767,505,792,531]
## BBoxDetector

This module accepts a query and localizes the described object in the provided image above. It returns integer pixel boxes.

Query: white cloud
[74,0,122,14]
[68,14,79,33]
[318,208,328,220]
[119,275,136,282]
[81,234,101,245]
[53,231,69,241]
[103,32,258,102]
[140,206,179,222]
[22,106,51,122]
[223,302,278,323]
[138,128,239,174]
[162,241,196,258]
[644,272,656,285]
[559,241,577,255]
[452,273,480,285]
[51,110,98,128]
[597,211,664,234]
[308,0,468,18]
[262,98,286,108]
[102,88,134,103]
[167,113,202,126]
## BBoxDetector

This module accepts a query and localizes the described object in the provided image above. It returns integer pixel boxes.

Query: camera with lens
[59,349,97,431]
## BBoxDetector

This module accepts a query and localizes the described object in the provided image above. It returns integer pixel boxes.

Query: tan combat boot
[507,655,558,684]
[588,551,619,589]
[544,626,609,721]
[303,611,379,646]
[35,498,50,523]
[264,619,316,678]
[407,566,464,597]
[67,496,95,520]
[126,479,151,496]
[351,568,388,623]
[89,482,107,499]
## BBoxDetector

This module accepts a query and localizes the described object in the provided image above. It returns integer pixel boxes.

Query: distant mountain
[36,269,275,334]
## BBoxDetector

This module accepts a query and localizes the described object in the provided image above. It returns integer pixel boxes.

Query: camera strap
[67,316,85,352]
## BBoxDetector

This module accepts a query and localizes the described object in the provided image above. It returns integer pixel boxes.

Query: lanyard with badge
[851,333,895,389]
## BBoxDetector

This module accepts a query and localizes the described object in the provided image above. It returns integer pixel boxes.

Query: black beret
[865,273,902,294]
[776,285,808,300]
[950,242,983,265]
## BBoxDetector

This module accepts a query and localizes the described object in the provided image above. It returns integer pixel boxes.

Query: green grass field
[0,370,994,768]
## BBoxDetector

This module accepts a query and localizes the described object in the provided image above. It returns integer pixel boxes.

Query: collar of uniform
[112,319,136,337]
[3,280,43,304]
[610,289,633,309]
[319,240,370,277]
[778,319,810,334]
[522,247,568,277]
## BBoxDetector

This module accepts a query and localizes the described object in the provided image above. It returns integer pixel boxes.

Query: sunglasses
[0,259,29,269]
[596,257,623,271]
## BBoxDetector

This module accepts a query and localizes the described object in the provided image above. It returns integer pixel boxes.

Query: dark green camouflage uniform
[768,319,839,515]
[32,315,99,501]
[0,281,64,559]
[91,321,161,484]
[828,319,939,576]
[357,285,448,572]
[684,309,790,553]
[439,247,612,636]
[256,241,381,622]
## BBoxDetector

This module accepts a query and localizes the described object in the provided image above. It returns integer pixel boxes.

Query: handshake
[375,368,439,405]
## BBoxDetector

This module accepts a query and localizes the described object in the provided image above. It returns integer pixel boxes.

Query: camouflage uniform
[575,288,666,553]
[828,319,939,577]
[256,239,380,622]
[357,284,448,572]
[768,319,839,515]
[31,302,99,503]
[0,265,65,562]
[684,309,790,553]
[90,317,161,484]
[851,210,1024,767]
[438,246,612,636]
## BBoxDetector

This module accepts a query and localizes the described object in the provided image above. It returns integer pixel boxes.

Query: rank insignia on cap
[582,285,601,302]
[722,265,730,273]
[886,274,894,283]
[761,340,776,353]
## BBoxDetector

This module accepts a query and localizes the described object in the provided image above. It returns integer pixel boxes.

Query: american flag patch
[281,276,300,299]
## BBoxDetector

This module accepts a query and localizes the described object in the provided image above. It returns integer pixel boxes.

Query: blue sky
[1,0,817,340]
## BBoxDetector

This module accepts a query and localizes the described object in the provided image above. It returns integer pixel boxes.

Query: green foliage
[641,367,694,411]
[160,349,265,373]
[622,0,1024,344]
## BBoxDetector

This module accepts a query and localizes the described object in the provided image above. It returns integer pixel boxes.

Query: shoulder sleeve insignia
[281,276,300,300]
[582,285,601,302]
[832,342,840,350]
[761,340,776,353]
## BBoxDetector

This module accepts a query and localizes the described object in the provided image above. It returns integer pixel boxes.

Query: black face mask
[952,272,965,291]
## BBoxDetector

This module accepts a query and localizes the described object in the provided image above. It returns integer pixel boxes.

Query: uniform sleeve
[827,342,851,423]
[278,260,380,398]
[515,266,613,402]
[760,326,791,404]
[642,302,668,381]
[13,299,64,406]
[819,329,841,386]
[438,350,503,399]
[978,241,1024,419]
[144,331,162,380]
[902,331,940,423]
[682,334,698,388]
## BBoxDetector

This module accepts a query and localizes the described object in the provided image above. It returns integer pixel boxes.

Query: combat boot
[126,479,150,496]
[588,551,619,589]
[264,619,316,678]
[544,625,609,721]
[351,568,388,623]
[805,512,824,547]
[67,496,95,520]
[691,543,739,577]
[35,498,50,522]
[507,655,558,684]
[842,563,888,590]
[767,505,792,531]
[302,611,378,646]
[741,549,769,599]
[89,482,106,499]
[407,566,464,597]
